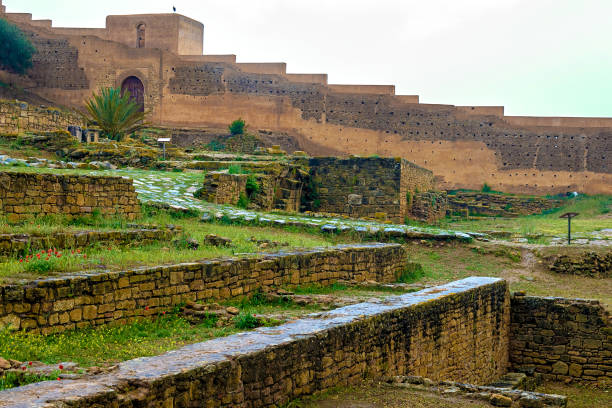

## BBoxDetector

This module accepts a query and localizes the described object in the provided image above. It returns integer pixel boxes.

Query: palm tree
[82,87,146,141]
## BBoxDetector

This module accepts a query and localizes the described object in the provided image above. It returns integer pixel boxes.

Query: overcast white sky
[6,0,612,117]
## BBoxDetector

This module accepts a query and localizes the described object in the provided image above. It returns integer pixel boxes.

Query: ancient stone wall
[0,243,406,333]
[0,100,82,134]
[408,191,449,222]
[510,294,611,385]
[0,227,179,258]
[0,277,510,407]
[447,192,561,217]
[542,249,612,278]
[0,171,140,222]
[308,157,439,223]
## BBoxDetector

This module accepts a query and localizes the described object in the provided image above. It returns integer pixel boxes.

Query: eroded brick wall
[0,243,406,334]
[0,171,140,222]
[0,100,82,133]
[510,295,612,385]
[0,277,510,407]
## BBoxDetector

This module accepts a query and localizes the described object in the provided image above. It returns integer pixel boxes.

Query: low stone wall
[540,249,612,278]
[0,171,140,222]
[510,294,611,385]
[448,192,560,217]
[0,227,179,258]
[407,191,449,222]
[0,243,406,333]
[0,277,510,407]
[199,166,305,212]
[0,100,83,134]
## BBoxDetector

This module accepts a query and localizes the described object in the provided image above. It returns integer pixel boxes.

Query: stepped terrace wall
[448,192,561,217]
[0,100,83,134]
[0,171,140,222]
[0,277,510,407]
[510,294,612,385]
[0,226,180,258]
[0,243,406,334]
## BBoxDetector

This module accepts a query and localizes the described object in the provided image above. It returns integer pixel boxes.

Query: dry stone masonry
[510,294,612,385]
[0,100,82,134]
[0,243,406,333]
[0,171,141,222]
[0,226,179,258]
[447,192,561,217]
[0,277,510,407]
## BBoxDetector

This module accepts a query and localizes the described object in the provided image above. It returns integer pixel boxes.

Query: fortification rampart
[0,243,406,334]
[0,277,510,407]
[0,171,140,222]
[1,4,610,195]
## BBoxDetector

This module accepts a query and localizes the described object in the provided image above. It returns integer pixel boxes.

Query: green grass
[0,370,61,391]
[441,195,612,236]
[0,211,347,280]
[0,313,239,367]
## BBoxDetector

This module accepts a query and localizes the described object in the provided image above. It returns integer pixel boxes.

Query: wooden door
[121,76,145,112]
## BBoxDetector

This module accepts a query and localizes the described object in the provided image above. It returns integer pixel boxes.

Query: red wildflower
[59,364,64,370]
[57,254,62,258]
[145,306,149,310]
[37,254,41,259]
[28,362,32,366]
[162,311,166,315]
[76,249,81,254]
[21,366,26,371]
[19,259,23,263]
[57,377,61,381]
[83,254,87,258]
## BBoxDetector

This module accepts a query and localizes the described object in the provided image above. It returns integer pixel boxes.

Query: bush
[481,183,492,193]
[0,18,36,74]
[396,263,425,283]
[237,192,249,209]
[82,87,146,141]
[234,312,259,329]
[245,175,260,198]
[228,164,246,174]
[229,118,246,136]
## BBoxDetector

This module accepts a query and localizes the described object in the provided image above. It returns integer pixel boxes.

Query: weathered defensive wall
[1,6,610,195]
[0,171,141,222]
[510,294,611,385]
[0,100,82,134]
[0,244,406,334]
[0,277,510,407]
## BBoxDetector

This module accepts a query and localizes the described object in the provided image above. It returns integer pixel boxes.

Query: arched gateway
[120,76,145,112]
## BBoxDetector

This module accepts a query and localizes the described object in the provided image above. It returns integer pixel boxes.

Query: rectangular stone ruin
[0,277,510,407]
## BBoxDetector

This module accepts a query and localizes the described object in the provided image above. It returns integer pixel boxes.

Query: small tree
[82,87,146,141]
[229,118,246,135]
[0,18,36,74]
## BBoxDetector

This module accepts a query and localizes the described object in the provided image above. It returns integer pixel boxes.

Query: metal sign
[559,212,579,245]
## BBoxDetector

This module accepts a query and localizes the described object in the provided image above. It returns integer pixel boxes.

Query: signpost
[559,212,579,245]
[157,138,171,160]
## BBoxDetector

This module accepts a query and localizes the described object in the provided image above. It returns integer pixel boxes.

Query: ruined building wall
[0,100,82,133]
[510,295,611,385]
[1,9,610,195]
[0,278,510,407]
[0,172,141,222]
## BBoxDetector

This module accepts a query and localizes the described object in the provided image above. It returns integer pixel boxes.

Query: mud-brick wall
[510,295,612,385]
[0,278,510,407]
[0,100,82,133]
[0,243,406,334]
[0,171,140,222]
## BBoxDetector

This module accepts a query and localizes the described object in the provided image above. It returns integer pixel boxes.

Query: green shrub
[82,87,146,141]
[0,18,36,74]
[396,263,425,283]
[228,118,246,135]
[0,370,60,391]
[245,175,260,198]
[234,312,259,329]
[237,192,249,209]
[406,191,412,204]
[206,140,225,151]
[481,183,493,193]
[228,164,247,174]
